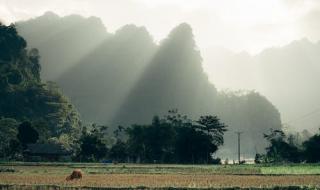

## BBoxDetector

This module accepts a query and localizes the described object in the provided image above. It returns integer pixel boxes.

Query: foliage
[303,130,320,163]
[109,140,128,163]
[123,110,227,164]
[77,124,109,161]
[263,129,302,163]
[32,119,51,143]
[47,134,74,151]
[0,118,20,159]
[254,153,266,164]
[196,115,227,145]
[258,128,320,164]
[0,24,27,61]
[17,121,39,148]
[0,23,81,159]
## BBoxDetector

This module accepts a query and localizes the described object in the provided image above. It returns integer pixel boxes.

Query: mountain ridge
[16,12,282,158]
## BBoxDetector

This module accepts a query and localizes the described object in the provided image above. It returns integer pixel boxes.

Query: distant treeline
[256,128,320,164]
[0,109,228,164]
[2,108,320,164]
[78,110,227,164]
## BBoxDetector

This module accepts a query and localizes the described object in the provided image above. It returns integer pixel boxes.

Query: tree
[144,116,176,163]
[121,111,227,164]
[165,109,192,128]
[0,23,27,61]
[114,125,126,140]
[47,134,73,151]
[254,153,265,164]
[303,130,320,163]
[17,121,39,148]
[196,115,227,163]
[27,48,41,81]
[196,115,227,146]
[174,125,216,164]
[0,117,20,159]
[32,119,51,143]
[263,128,285,141]
[126,124,147,163]
[109,140,128,163]
[78,124,108,162]
[165,111,225,164]
[263,129,301,163]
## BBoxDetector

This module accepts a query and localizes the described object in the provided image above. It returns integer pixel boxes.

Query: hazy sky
[1,0,320,54]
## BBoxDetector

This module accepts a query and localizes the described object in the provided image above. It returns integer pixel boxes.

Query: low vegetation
[0,164,320,189]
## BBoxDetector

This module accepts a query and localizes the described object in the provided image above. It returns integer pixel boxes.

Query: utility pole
[235,131,243,164]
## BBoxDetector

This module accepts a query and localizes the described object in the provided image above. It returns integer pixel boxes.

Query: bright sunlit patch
[131,0,310,54]
[134,0,289,25]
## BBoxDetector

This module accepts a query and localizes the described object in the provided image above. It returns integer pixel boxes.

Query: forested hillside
[0,23,81,157]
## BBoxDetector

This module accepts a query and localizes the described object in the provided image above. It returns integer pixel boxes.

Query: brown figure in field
[66,169,83,181]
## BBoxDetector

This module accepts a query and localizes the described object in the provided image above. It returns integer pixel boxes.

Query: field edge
[0,184,319,190]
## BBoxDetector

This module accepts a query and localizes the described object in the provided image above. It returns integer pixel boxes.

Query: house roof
[25,143,71,155]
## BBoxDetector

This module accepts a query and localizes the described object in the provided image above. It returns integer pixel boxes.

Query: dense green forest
[77,110,228,163]
[0,23,81,159]
[16,13,282,158]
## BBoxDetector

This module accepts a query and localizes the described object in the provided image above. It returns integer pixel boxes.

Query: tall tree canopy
[17,121,39,148]
[124,111,227,164]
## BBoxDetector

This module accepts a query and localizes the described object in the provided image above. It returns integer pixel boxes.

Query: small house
[24,143,72,162]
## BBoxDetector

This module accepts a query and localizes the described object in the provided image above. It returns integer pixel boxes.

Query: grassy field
[0,163,320,189]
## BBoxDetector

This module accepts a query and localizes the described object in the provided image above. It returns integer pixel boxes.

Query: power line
[285,108,320,125]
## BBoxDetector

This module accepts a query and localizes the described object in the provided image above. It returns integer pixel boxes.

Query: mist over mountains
[17,12,110,81]
[16,12,284,158]
[204,39,320,132]
[113,23,217,125]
